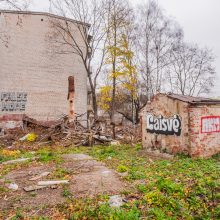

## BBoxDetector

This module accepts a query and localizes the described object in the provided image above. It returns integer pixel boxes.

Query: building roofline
[165,93,220,105]
[0,10,90,27]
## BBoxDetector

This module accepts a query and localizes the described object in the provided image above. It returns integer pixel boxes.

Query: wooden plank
[29,172,50,181]
[24,185,47,192]
[2,158,30,165]
[37,180,69,186]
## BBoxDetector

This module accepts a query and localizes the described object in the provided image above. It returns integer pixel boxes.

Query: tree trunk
[91,89,98,120]
[110,13,117,139]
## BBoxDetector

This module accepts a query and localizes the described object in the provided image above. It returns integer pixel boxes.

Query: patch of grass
[0,161,34,177]
[0,185,9,195]
[1,144,219,219]
[69,145,220,219]
[29,192,37,197]
[62,186,72,198]
[57,196,140,220]
[0,149,21,163]
[0,148,36,165]
[11,210,24,220]
[51,167,71,179]
[117,165,128,173]
[37,148,63,163]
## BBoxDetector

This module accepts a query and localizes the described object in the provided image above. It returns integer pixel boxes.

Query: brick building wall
[142,94,190,154]
[189,105,220,157]
[0,11,88,127]
[142,93,220,158]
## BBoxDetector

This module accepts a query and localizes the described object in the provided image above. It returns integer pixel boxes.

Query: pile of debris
[0,115,141,149]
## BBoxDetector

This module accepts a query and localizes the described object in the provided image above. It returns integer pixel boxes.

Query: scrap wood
[24,185,47,192]
[93,135,112,143]
[1,112,141,150]
[29,172,50,181]
[23,116,51,129]
[37,180,69,186]
[2,157,37,165]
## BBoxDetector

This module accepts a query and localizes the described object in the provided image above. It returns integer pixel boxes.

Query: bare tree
[50,0,107,120]
[136,0,183,97]
[0,0,31,10]
[167,42,216,96]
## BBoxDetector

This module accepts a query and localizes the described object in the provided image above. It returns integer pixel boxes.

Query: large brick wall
[142,94,190,154]
[0,11,88,126]
[142,94,220,158]
[189,105,220,158]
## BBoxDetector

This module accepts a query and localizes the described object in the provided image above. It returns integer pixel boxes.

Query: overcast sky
[30,0,220,97]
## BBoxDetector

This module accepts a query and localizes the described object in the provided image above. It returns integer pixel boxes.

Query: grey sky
[30,0,220,97]
[157,0,220,97]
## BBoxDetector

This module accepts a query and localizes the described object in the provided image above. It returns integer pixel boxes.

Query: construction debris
[2,157,34,165]
[109,195,124,208]
[37,180,69,186]
[62,154,92,161]
[19,133,38,142]
[23,185,47,192]
[7,183,18,191]
[110,140,120,146]
[0,114,141,149]
[29,172,50,181]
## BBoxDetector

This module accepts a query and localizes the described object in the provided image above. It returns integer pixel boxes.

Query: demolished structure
[142,93,220,158]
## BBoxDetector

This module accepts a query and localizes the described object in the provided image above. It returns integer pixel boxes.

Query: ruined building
[0,10,89,128]
[142,93,220,158]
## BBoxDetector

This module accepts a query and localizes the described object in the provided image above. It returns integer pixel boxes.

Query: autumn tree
[115,34,137,124]
[100,0,132,137]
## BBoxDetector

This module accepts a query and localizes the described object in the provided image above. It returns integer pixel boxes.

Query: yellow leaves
[184,188,190,196]
[64,175,70,180]
[144,190,161,206]
[20,133,38,142]
[1,149,21,157]
[69,203,74,212]
[111,71,125,78]
[26,133,38,142]
[98,86,112,111]
[103,32,138,108]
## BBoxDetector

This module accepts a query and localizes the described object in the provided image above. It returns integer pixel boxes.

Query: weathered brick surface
[142,94,220,158]
[189,105,220,158]
[0,12,88,126]
[142,94,190,154]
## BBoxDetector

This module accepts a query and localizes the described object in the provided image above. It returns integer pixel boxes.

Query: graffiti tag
[201,116,220,133]
[146,114,182,136]
[0,92,28,112]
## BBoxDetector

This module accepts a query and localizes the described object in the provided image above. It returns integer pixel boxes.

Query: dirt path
[0,154,124,211]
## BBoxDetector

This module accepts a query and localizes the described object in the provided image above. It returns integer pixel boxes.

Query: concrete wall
[0,12,88,126]
[189,105,220,158]
[142,94,190,154]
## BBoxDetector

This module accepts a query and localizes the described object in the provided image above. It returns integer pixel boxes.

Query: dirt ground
[0,154,125,212]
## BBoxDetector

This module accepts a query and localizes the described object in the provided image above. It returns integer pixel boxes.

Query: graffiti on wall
[201,116,220,134]
[0,92,28,112]
[146,114,182,136]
